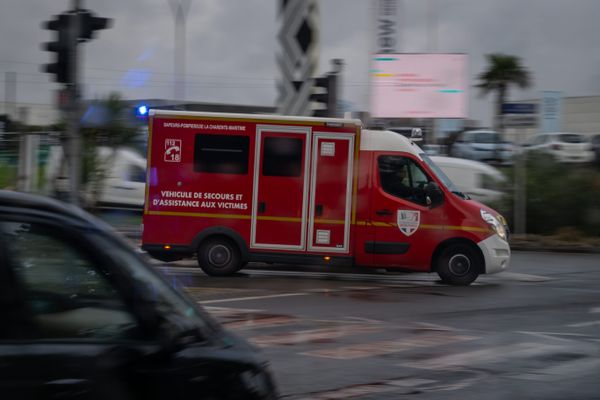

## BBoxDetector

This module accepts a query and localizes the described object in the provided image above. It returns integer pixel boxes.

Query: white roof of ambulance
[360,129,424,157]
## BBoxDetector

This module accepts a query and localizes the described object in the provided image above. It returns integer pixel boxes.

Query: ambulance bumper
[477,234,510,274]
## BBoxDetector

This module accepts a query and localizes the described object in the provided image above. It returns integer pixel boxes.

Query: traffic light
[41,9,112,84]
[78,10,112,42]
[311,74,337,118]
[41,13,72,84]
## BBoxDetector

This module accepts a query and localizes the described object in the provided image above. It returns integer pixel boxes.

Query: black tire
[197,237,242,276]
[436,243,481,286]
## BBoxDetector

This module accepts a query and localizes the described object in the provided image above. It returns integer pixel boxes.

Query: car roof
[0,190,113,232]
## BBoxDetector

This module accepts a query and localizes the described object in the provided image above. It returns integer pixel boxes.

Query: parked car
[430,156,507,205]
[422,144,443,156]
[45,146,147,209]
[450,130,515,165]
[0,190,279,400]
[522,132,594,163]
[590,134,600,165]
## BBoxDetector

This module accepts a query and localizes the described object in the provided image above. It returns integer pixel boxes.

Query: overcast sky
[1,0,600,126]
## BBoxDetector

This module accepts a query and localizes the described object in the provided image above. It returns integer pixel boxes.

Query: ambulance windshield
[420,153,466,199]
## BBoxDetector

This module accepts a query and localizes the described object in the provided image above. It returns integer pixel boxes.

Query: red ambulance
[142,110,510,285]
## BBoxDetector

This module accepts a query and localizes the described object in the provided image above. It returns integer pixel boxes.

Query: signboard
[503,115,537,128]
[370,53,468,118]
[501,103,536,115]
[539,91,563,133]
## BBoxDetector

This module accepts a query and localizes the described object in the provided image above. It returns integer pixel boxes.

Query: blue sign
[501,103,537,114]
[539,91,563,133]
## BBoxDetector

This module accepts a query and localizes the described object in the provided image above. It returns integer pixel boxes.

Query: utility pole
[169,0,192,101]
[67,0,82,206]
[4,72,17,120]
[514,135,527,235]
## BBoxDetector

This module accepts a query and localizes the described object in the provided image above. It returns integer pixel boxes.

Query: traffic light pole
[64,2,81,206]
[42,1,112,206]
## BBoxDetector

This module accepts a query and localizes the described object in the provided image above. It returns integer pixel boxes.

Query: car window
[532,135,545,145]
[481,173,504,191]
[378,155,431,206]
[558,134,584,143]
[127,165,146,183]
[1,222,140,341]
[473,132,500,143]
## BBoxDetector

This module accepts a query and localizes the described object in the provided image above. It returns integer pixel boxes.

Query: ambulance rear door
[251,125,311,251]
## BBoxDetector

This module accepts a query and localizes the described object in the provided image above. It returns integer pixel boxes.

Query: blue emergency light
[137,105,148,116]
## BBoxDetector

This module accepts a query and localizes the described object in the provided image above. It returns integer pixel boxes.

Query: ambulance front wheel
[197,237,242,276]
[436,243,481,286]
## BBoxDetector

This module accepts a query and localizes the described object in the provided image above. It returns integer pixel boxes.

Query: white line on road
[517,331,591,338]
[509,358,600,382]
[399,343,561,370]
[492,272,552,282]
[199,292,309,304]
[158,265,441,283]
[567,320,600,328]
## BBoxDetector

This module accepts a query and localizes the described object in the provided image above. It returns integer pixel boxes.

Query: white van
[44,146,146,209]
[431,156,507,205]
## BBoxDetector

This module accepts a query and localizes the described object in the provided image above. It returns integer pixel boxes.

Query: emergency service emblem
[397,210,420,237]
[164,139,182,162]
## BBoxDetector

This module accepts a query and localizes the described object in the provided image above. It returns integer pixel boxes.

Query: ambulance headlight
[480,210,507,242]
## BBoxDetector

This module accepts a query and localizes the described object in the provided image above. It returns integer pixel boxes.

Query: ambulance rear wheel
[436,244,480,286]
[197,237,242,276]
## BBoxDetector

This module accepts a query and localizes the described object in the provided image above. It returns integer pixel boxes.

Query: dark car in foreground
[0,190,278,400]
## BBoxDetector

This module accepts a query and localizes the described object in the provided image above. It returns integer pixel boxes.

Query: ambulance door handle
[376,209,393,216]
[315,204,323,217]
[258,202,266,213]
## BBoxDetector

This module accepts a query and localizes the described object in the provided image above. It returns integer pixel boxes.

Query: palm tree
[476,53,531,161]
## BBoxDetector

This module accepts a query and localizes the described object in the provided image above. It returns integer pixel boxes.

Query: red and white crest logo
[397,210,420,236]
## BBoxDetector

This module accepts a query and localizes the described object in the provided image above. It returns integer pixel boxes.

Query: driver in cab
[380,158,428,205]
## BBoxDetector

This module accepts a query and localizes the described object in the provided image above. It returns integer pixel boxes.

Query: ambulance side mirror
[425,181,444,208]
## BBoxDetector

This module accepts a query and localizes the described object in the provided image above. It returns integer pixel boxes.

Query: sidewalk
[509,234,600,254]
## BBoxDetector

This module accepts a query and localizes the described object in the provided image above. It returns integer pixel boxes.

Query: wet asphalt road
[154,251,600,400]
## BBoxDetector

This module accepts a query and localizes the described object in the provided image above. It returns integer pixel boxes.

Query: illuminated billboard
[370,53,468,118]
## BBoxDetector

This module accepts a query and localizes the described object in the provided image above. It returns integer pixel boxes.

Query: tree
[476,53,532,132]
[81,92,141,209]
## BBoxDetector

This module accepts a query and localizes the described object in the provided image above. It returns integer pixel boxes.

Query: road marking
[517,331,590,338]
[518,331,577,343]
[590,307,600,313]
[399,343,560,370]
[493,272,552,282]
[225,315,298,330]
[342,286,380,290]
[203,306,263,316]
[251,325,381,347]
[509,357,599,381]
[301,333,476,360]
[567,320,600,328]
[199,292,309,304]
[183,286,254,296]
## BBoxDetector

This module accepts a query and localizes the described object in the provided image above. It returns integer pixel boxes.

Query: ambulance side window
[378,156,431,206]
[194,134,249,174]
[262,137,303,177]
